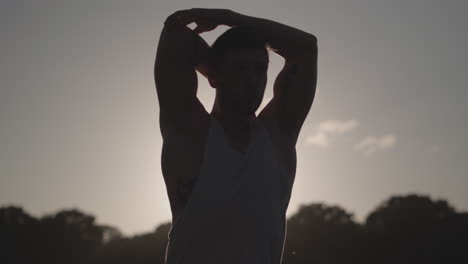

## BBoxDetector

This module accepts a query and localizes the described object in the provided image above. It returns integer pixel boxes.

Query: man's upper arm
[267,43,318,146]
[154,24,200,138]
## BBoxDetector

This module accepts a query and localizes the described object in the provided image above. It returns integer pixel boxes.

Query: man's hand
[165,8,238,34]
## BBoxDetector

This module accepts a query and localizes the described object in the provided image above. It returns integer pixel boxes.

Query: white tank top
[164,113,294,264]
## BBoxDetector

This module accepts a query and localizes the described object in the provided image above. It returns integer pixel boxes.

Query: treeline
[1,193,467,264]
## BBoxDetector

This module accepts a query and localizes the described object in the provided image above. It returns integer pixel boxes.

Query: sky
[1,0,467,236]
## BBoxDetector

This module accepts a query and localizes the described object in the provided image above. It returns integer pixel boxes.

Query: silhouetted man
[154,8,317,264]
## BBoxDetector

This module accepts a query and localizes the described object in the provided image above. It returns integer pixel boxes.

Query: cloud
[305,119,358,147]
[305,131,329,147]
[354,134,397,157]
[319,119,359,134]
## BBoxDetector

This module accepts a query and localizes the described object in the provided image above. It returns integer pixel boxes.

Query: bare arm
[192,31,211,79]
[154,18,210,139]
[226,11,317,61]
[227,11,318,146]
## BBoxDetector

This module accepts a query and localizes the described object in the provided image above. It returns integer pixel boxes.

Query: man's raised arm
[226,11,318,146]
[225,11,317,61]
[154,14,211,136]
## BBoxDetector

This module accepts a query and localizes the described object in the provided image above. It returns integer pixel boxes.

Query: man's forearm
[191,30,211,79]
[170,23,211,78]
[227,12,317,60]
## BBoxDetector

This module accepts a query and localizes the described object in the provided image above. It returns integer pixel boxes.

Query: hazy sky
[1,0,467,236]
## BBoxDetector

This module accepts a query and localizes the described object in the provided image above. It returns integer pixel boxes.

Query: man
[154,8,317,264]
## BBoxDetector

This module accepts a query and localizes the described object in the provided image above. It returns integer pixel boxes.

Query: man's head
[207,26,271,116]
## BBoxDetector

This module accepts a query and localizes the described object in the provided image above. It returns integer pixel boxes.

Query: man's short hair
[208,25,271,73]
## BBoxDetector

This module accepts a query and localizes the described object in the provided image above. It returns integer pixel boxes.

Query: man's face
[212,48,269,116]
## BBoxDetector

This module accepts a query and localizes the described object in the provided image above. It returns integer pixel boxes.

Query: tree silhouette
[37,208,105,264]
[100,225,124,244]
[91,222,171,264]
[1,193,467,264]
[365,194,468,263]
[0,206,40,263]
[282,203,364,264]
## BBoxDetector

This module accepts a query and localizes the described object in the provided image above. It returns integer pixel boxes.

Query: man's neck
[211,110,255,135]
